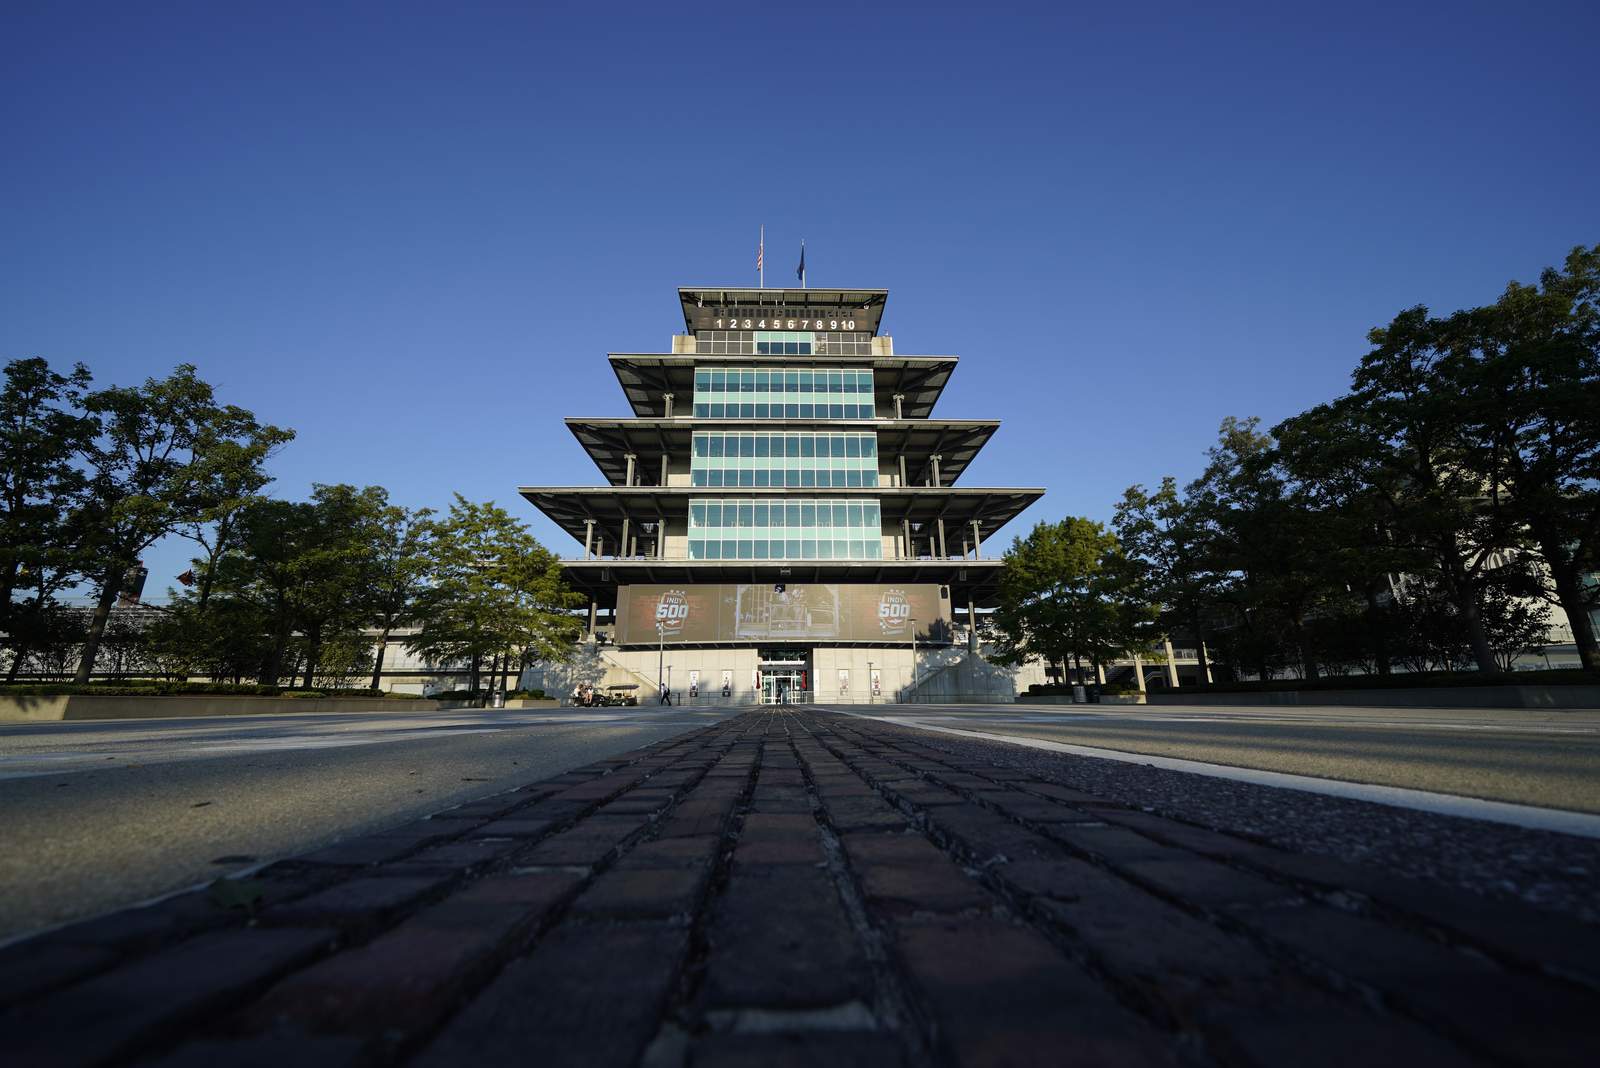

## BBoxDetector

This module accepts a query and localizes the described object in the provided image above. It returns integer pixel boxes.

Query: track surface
[2,708,1596,1067]
[845,703,1600,813]
[0,707,734,941]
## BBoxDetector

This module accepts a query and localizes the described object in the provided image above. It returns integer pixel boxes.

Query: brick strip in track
[1,708,1596,1067]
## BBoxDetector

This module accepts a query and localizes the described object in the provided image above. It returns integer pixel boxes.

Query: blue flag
[796,241,806,285]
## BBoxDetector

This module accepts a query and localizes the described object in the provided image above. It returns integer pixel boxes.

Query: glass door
[761,671,801,704]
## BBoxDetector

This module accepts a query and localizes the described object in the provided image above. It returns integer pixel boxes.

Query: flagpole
[758,225,764,289]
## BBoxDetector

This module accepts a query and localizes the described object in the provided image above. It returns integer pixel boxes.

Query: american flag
[756,227,764,272]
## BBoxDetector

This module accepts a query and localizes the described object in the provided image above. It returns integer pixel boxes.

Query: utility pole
[657,622,665,704]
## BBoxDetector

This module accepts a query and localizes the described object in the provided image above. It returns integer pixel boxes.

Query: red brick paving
[1,708,1597,1067]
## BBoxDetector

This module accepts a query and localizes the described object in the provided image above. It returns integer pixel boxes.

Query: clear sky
[4,1,1597,598]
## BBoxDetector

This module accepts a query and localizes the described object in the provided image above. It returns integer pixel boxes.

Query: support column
[620,518,631,559]
[583,519,595,559]
[898,455,908,487]
[587,600,597,637]
[657,519,667,559]
[1163,636,1180,688]
[1096,663,1106,684]
[660,453,669,486]
[971,519,982,559]
[901,519,911,560]
[893,393,905,419]
[936,518,947,558]
[663,392,674,418]
[1133,654,1147,694]
[962,538,970,559]
[624,454,636,487]
[967,599,977,653]
[931,454,942,487]
[1201,641,1214,684]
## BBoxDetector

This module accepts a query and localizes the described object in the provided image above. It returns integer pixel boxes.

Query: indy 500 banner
[615,583,950,645]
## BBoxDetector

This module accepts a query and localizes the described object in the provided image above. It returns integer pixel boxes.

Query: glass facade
[693,367,875,419]
[688,498,883,560]
[695,331,873,356]
[691,431,879,488]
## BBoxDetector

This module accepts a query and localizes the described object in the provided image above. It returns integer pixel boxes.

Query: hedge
[1146,668,1599,693]
[0,682,423,699]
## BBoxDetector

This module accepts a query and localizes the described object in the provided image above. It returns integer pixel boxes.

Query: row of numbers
[714,319,858,331]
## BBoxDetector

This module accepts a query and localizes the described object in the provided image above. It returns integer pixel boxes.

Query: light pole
[867,660,875,705]
[908,617,918,702]
[656,622,665,704]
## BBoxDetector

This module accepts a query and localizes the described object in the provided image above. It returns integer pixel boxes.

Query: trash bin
[489,691,505,709]
[1071,684,1087,704]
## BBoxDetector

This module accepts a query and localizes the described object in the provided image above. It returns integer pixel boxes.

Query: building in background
[522,286,1045,702]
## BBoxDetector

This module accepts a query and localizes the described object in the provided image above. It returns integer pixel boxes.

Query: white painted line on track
[846,712,1600,841]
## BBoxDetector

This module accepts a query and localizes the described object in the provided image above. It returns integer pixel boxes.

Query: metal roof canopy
[565,418,1000,489]
[609,355,955,420]
[555,557,1008,609]
[520,485,1043,555]
[679,288,888,336]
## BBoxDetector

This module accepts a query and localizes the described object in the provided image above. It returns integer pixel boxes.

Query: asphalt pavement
[0,706,735,942]
[845,702,1600,814]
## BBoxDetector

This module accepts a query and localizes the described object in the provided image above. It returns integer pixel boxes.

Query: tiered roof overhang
[678,287,889,335]
[521,485,1042,552]
[610,354,955,420]
[566,418,998,488]
[555,557,1007,611]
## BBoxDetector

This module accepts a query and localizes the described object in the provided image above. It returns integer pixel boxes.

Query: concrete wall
[528,643,763,704]
[523,643,1052,705]
[1145,686,1600,709]
[0,695,442,723]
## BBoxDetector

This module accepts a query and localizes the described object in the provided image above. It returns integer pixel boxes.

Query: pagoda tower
[522,286,1042,703]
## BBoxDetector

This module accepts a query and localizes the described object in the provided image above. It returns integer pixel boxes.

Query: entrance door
[761,671,802,704]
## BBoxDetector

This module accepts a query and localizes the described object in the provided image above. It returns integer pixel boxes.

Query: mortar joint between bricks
[646,717,767,1041]
[832,717,1528,1062]
[786,722,950,1065]
[808,715,1255,1056]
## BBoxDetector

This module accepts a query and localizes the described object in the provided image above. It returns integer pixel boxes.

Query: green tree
[288,484,390,689]
[1114,476,1219,685]
[990,518,1156,685]
[72,365,292,681]
[408,496,583,701]
[1313,310,1522,673]
[1451,245,1600,670]
[1186,417,1343,681]
[0,358,96,679]
[363,501,435,690]
[215,498,312,686]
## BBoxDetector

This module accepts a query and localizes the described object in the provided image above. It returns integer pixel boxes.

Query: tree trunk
[369,628,390,691]
[302,628,321,690]
[1534,533,1600,673]
[1550,567,1600,672]
[1439,542,1502,674]
[1459,593,1500,673]
[6,635,31,683]
[73,566,125,683]
[261,618,292,687]
[485,652,501,705]
[469,654,482,700]
[1363,586,1391,676]
[1191,617,1211,688]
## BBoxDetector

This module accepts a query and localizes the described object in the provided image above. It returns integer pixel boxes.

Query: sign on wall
[615,583,950,645]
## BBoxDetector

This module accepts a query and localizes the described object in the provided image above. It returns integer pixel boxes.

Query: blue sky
[4,1,1597,597]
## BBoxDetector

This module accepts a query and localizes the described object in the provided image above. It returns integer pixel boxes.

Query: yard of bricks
[2,708,1597,1067]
